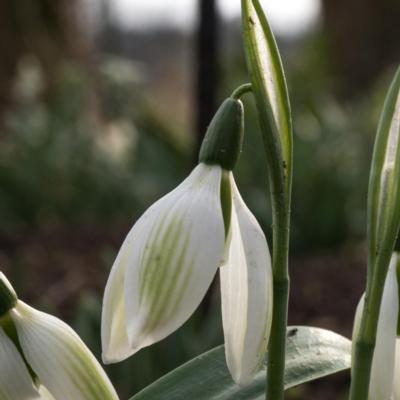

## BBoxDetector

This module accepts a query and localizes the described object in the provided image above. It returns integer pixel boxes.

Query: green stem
[231,83,252,100]
[349,250,392,400]
[349,341,375,400]
[267,276,289,399]
[266,199,290,400]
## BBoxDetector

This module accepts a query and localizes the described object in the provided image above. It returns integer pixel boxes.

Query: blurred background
[0,0,399,398]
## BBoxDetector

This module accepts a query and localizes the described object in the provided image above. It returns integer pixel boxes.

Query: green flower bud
[199,98,244,170]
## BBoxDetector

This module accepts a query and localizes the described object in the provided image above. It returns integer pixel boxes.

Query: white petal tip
[101,350,132,364]
[102,337,147,364]
[101,354,114,365]
[231,372,254,387]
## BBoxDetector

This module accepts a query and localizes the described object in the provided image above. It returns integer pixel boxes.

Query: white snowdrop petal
[11,302,119,400]
[101,164,216,362]
[101,218,147,363]
[393,338,400,400]
[0,325,39,400]
[123,163,225,353]
[220,174,273,386]
[37,386,56,400]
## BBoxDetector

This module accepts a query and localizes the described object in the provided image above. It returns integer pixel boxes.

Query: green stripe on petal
[102,165,202,363]
[123,163,225,352]
[220,174,273,386]
[0,326,40,400]
[102,163,224,362]
[11,301,119,400]
[102,211,155,363]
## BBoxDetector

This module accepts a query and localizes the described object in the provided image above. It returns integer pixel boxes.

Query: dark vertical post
[195,0,219,154]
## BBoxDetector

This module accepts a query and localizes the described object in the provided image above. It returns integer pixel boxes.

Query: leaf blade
[129,326,351,400]
[367,67,400,268]
[241,0,292,195]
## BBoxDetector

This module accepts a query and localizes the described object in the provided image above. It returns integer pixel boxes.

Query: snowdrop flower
[0,272,118,400]
[352,253,400,400]
[102,97,273,385]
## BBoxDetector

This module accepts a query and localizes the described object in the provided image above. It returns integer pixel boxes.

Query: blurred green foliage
[0,58,190,235]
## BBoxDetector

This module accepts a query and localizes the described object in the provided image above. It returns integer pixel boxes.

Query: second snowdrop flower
[102,96,273,385]
[0,272,118,400]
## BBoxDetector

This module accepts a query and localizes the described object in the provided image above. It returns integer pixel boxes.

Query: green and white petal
[102,196,178,362]
[393,338,400,400]
[0,326,39,400]
[101,163,219,363]
[10,301,119,400]
[353,255,399,400]
[220,174,273,386]
[102,220,142,363]
[122,163,225,353]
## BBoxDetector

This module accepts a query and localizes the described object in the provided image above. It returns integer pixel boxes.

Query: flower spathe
[352,254,400,400]
[102,94,273,386]
[0,272,118,400]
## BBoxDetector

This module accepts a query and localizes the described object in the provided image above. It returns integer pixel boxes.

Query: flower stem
[267,277,289,399]
[266,194,290,400]
[231,83,252,100]
[349,341,375,400]
[349,251,392,400]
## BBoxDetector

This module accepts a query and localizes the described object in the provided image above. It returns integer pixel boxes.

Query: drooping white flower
[101,98,273,385]
[0,272,119,400]
[352,253,400,400]
[102,162,226,361]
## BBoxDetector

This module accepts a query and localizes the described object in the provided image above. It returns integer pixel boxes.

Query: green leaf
[129,326,351,400]
[241,0,292,198]
[367,67,400,269]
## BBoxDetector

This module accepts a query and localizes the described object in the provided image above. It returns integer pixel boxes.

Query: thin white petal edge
[393,338,400,400]
[0,326,39,400]
[352,255,399,400]
[220,174,273,386]
[123,163,225,353]
[11,301,119,400]
[37,386,56,400]
[101,212,149,363]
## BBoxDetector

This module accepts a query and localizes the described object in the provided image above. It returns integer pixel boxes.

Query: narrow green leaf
[241,3,293,397]
[367,67,400,269]
[129,326,351,400]
[241,0,292,197]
